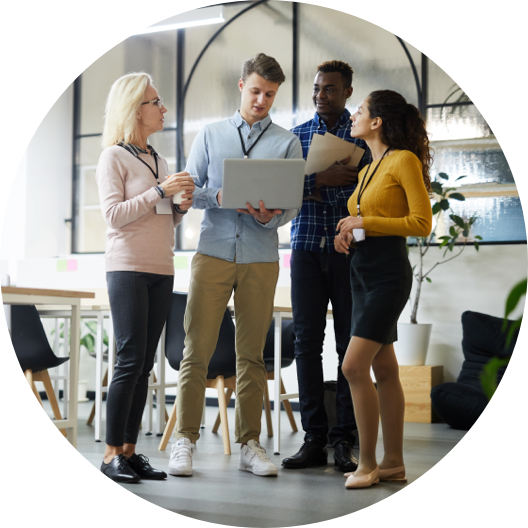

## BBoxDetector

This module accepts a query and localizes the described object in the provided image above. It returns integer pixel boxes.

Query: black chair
[10,304,69,436]
[159,292,238,454]
[261,320,298,435]
[430,310,517,430]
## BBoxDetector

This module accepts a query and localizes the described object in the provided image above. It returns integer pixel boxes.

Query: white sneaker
[239,439,278,476]
[168,437,194,476]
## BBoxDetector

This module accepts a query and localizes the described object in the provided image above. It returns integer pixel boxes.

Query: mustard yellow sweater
[347,150,432,238]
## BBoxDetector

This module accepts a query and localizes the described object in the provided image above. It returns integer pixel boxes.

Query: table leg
[94,313,104,442]
[157,325,166,435]
[63,318,70,418]
[52,318,64,416]
[273,312,282,455]
[107,314,115,388]
[68,302,81,448]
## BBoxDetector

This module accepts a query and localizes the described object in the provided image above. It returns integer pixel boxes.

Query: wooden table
[37,302,114,442]
[2,286,95,447]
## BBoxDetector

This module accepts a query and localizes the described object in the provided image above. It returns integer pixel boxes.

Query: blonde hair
[101,72,154,148]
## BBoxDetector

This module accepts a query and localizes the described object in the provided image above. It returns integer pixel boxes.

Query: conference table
[2,286,95,448]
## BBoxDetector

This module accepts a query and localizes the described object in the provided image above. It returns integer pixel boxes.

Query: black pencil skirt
[350,236,412,345]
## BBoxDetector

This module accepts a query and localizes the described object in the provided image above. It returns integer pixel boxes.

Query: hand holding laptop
[236,200,282,225]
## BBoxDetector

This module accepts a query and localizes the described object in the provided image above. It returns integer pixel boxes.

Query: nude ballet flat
[345,466,379,489]
[378,466,407,482]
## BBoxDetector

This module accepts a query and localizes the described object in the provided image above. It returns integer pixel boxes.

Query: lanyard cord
[117,143,160,182]
[356,147,391,217]
[134,153,160,183]
[237,121,272,158]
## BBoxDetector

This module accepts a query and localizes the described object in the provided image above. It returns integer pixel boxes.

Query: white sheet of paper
[305,133,365,175]
[155,197,173,214]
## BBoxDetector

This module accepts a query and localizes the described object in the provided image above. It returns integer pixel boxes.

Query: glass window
[298,4,422,124]
[73,1,524,252]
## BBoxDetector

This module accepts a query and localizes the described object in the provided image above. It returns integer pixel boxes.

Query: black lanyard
[237,121,272,158]
[356,147,391,216]
[135,151,160,183]
[118,142,160,183]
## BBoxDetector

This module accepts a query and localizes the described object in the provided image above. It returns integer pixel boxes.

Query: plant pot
[62,380,89,403]
[393,323,432,366]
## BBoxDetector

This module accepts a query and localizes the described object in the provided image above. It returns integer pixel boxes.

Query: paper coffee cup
[173,190,185,205]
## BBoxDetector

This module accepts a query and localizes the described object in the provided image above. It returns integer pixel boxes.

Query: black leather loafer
[127,453,167,480]
[101,454,140,483]
[333,440,359,472]
[282,438,328,469]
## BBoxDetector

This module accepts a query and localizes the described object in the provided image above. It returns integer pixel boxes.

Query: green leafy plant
[502,279,528,346]
[480,357,510,400]
[409,172,482,323]
[51,321,108,355]
[80,321,109,355]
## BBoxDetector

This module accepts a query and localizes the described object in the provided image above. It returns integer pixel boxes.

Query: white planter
[393,323,432,366]
[62,380,88,403]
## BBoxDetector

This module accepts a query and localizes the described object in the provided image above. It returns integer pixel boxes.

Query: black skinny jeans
[291,249,357,446]
[105,271,173,446]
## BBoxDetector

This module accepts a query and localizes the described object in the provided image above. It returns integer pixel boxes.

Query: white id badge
[155,197,173,215]
[353,228,366,242]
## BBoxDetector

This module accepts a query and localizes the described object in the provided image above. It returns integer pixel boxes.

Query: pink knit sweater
[96,145,184,275]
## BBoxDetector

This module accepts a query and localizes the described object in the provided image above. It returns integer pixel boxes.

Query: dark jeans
[105,271,173,446]
[291,249,357,446]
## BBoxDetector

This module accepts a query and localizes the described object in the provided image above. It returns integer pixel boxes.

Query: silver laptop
[221,158,306,209]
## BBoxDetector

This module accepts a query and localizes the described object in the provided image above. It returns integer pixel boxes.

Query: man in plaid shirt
[282,60,371,473]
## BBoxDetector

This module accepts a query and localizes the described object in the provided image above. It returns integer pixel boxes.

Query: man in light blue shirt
[169,53,303,478]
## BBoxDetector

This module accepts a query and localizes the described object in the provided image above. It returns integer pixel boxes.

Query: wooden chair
[86,369,169,428]
[158,292,237,454]
[10,305,69,436]
[212,319,299,436]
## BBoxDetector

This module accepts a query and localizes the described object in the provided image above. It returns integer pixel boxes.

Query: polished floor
[69,400,465,527]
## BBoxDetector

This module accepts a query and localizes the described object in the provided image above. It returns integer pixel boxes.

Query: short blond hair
[101,72,154,148]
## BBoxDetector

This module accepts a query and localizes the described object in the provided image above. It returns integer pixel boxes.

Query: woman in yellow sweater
[335,90,433,489]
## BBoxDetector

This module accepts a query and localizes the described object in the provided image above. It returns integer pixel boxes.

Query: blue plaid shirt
[290,109,371,252]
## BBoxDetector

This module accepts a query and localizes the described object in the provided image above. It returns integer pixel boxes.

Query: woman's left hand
[336,215,363,234]
[177,191,194,211]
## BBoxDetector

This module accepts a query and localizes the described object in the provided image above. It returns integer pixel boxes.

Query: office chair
[10,304,69,436]
[159,292,238,454]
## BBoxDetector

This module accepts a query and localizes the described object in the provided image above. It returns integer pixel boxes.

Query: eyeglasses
[141,97,163,108]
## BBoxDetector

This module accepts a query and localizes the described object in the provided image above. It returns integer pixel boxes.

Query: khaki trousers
[176,252,279,443]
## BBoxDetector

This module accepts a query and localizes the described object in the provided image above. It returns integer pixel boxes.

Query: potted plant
[50,320,109,401]
[393,172,483,365]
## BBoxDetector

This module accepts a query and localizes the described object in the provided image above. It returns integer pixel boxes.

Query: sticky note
[67,259,78,272]
[283,254,291,268]
[57,260,67,272]
[174,256,189,269]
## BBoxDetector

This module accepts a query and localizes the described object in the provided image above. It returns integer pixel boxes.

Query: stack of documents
[305,133,365,174]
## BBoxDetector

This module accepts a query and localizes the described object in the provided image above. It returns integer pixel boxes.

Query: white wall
[0,84,73,281]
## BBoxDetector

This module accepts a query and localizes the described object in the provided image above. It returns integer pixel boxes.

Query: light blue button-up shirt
[187,111,303,264]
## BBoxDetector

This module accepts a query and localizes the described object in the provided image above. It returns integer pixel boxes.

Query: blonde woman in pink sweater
[96,73,194,483]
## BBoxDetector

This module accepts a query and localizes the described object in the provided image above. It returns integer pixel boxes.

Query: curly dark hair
[317,60,353,88]
[367,90,433,192]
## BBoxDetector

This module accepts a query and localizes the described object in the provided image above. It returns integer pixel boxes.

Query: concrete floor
[70,401,465,527]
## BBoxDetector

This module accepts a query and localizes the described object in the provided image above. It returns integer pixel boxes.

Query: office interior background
[1,1,526,523]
